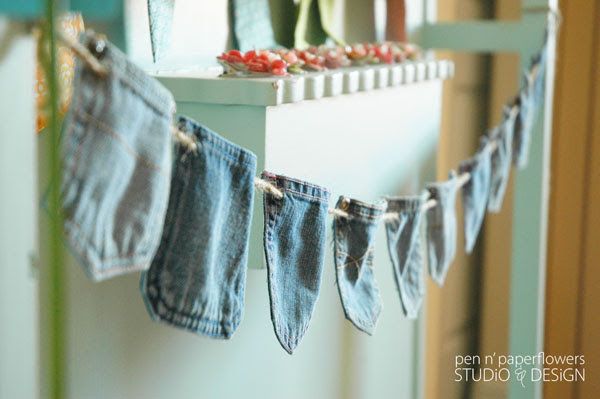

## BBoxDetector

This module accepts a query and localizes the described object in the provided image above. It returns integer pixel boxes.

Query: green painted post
[507,9,557,399]
[419,2,556,399]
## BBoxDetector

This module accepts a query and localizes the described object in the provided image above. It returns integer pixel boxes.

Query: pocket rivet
[93,39,106,55]
[340,197,350,211]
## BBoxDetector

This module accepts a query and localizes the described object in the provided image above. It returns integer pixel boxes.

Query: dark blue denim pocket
[459,143,492,253]
[385,194,427,319]
[425,172,459,286]
[333,196,384,334]
[141,116,257,339]
[262,172,330,354]
[488,109,515,213]
[61,32,174,281]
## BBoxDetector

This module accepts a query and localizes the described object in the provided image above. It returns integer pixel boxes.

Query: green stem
[44,1,65,398]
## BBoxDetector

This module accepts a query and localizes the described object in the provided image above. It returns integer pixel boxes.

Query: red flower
[374,44,393,64]
[247,59,269,73]
[271,67,286,76]
[218,49,245,64]
[243,50,258,62]
[270,59,286,70]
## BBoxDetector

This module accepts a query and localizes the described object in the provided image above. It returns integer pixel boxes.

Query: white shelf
[155,59,454,107]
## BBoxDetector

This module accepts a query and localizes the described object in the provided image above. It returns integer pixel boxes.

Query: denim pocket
[333,196,384,334]
[531,35,548,108]
[385,194,427,319]
[262,172,330,354]
[425,172,459,286]
[459,143,492,253]
[61,32,174,281]
[141,116,257,339]
[488,109,515,213]
[512,83,536,169]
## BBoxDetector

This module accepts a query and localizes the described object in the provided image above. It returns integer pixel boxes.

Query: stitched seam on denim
[99,56,174,117]
[344,308,378,328]
[112,72,174,118]
[341,208,383,221]
[334,227,380,334]
[333,221,344,269]
[394,207,422,217]
[335,248,375,269]
[74,107,169,175]
[399,285,420,317]
[335,218,376,271]
[340,293,380,333]
[89,262,150,280]
[63,113,91,187]
[64,218,157,265]
[63,222,152,277]
[200,141,256,168]
[146,273,244,325]
[147,293,242,327]
[63,111,169,264]
[264,195,283,332]
[148,281,245,324]
[153,161,197,313]
[75,42,173,119]
[346,198,385,210]
[188,127,256,167]
[142,159,184,308]
[61,118,80,175]
[267,174,330,200]
[284,189,329,203]
[338,197,386,212]
[277,174,327,190]
[278,321,309,346]
[401,228,421,280]
[147,305,240,339]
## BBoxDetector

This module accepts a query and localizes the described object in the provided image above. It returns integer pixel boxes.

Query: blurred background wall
[0,17,39,399]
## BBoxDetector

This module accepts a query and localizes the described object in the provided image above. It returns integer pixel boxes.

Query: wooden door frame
[544,0,600,398]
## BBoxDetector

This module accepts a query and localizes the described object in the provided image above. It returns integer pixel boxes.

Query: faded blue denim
[385,194,427,319]
[262,172,330,354]
[512,78,536,170]
[333,196,384,334]
[488,109,515,213]
[61,32,174,281]
[459,142,492,253]
[513,36,548,170]
[141,116,257,339]
[147,0,175,61]
[425,172,459,286]
[531,38,548,107]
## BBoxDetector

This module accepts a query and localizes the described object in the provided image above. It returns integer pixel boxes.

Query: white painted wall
[0,18,39,399]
